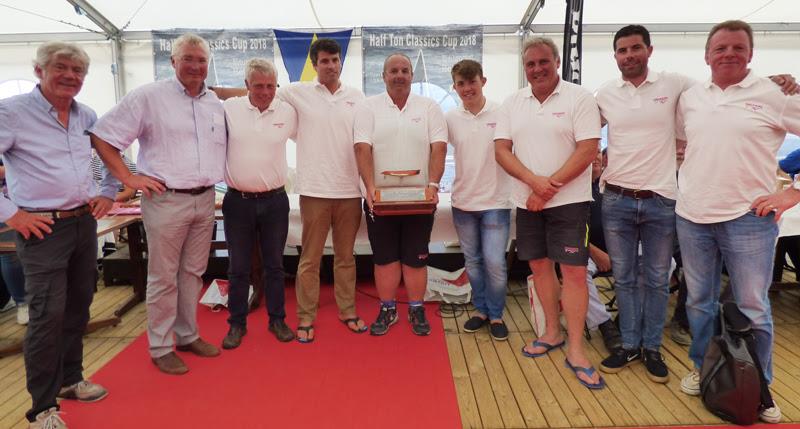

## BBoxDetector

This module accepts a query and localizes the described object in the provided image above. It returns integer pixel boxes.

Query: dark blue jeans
[222,190,290,328]
[0,226,25,304]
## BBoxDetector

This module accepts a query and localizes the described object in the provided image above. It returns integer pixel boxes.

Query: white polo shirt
[353,92,447,188]
[596,70,694,200]
[676,71,800,223]
[278,80,364,198]
[495,80,601,210]
[446,100,511,211]
[223,96,297,192]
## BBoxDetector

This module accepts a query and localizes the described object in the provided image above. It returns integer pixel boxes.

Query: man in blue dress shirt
[0,41,116,429]
[91,33,226,375]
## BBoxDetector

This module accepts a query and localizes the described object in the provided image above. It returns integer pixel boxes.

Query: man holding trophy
[354,53,447,337]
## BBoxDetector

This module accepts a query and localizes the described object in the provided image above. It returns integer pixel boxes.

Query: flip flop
[521,339,565,358]
[340,317,368,334]
[296,326,315,344]
[564,358,606,390]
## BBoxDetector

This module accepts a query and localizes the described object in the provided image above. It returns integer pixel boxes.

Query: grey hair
[383,53,413,73]
[171,33,211,58]
[33,41,90,73]
[522,37,560,60]
[244,57,277,81]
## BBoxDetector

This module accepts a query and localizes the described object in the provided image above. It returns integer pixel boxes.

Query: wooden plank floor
[1,273,799,428]
[445,275,800,428]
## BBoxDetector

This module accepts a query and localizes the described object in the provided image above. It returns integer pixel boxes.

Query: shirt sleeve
[89,89,145,151]
[493,96,513,141]
[353,100,374,145]
[675,96,687,141]
[0,103,18,220]
[427,101,448,144]
[573,89,602,142]
[287,104,299,141]
[779,95,800,136]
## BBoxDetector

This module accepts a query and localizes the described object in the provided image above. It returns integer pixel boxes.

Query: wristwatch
[428,182,440,190]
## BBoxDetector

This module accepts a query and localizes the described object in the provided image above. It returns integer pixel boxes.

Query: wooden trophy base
[373,187,436,216]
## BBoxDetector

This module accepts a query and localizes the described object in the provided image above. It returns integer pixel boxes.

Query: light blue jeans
[602,191,676,351]
[677,212,777,383]
[452,208,511,320]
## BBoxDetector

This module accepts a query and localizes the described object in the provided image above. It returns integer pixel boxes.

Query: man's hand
[123,174,166,198]
[428,185,440,205]
[525,192,547,212]
[528,175,562,200]
[751,188,800,221]
[590,247,612,272]
[6,209,54,240]
[89,196,114,219]
[365,186,376,212]
[770,74,800,95]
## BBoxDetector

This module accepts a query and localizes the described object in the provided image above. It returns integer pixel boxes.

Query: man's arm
[589,244,611,273]
[209,86,247,100]
[91,135,165,197]
[354,143,376,210]
[549,139,600,186]
[428,141,446,204]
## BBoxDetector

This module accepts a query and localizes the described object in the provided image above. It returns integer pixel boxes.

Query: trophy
[372,169,436,216]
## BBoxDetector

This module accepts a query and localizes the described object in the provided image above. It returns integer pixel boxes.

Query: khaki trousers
[295,196,362,324]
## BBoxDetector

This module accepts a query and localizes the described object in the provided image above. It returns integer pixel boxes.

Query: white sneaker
[0,299,15,313]
[760,401,782,423]
[17,303,29,325]
[57,379,108,402]
[680,369,701,396]
[28,407,67,429]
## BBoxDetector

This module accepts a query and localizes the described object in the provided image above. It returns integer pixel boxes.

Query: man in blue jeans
[220,58,297,348]
[675,20,800,423]
[445,60,512,341]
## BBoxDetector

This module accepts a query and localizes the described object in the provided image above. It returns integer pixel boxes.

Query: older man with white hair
[0,41,116,429]
[219,58,297,349]
[91,33,226,375]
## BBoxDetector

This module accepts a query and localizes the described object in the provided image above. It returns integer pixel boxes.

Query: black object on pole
[561,0,584,84]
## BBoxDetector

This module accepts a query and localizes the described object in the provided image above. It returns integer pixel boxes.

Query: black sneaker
[643,349,669,383]
[598,319,623,352]
[408,306,431,336]
[222,325,247,350]
[370,306,398,336]
[600,347,641,374]
[489,322,509,341]
[463,316,488,333]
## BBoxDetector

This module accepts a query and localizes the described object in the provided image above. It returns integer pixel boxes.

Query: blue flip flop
[521,339,565,358]
[564,359,606,390]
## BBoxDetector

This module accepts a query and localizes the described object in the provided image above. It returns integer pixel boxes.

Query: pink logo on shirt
[486,122,497,128]
[345,101,355,107]
[551,112,566,118]
[412,117,422,123]
[564,246,579,254]
[745,102,763,112]
[273,123,285,128]
[652,96,669,104]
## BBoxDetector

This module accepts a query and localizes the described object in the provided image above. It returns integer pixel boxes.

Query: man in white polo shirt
[219,58,297,349]
[354,53,447,337]
[675,20,800,423]
[445,59,512,341]
[594,25,692,384]
[495,37,604,389]
[280,39,367,343]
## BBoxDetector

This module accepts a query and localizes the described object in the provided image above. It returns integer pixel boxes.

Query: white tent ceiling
[1,0,799,36]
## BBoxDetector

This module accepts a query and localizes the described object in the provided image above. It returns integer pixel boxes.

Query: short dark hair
[613,25,651,50]
[309,38,341,66]
[706,20,753,53]
[451,59,483,81]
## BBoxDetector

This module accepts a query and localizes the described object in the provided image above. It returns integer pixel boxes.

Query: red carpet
[61,282,462,429]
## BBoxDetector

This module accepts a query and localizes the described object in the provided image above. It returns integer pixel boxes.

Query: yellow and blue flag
[274,29,353,82]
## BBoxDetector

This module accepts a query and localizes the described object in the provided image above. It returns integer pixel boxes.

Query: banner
[362,25,483,192]
[274,29,353,82]
[152,29,274,87]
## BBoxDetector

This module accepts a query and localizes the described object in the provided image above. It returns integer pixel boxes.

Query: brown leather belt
[31,204,92,219]
[168,186,213,195]
[228,186,285,199]
[605,183,655,199]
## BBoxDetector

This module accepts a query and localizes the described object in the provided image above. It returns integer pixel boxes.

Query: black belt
[605,183,655,199]
[168,186,213,195]
[31,204,92,219]
[228,186,285,199]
